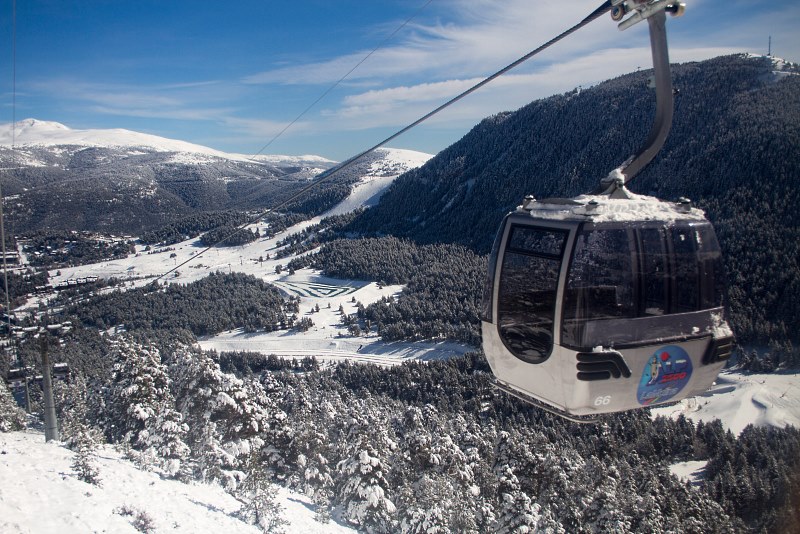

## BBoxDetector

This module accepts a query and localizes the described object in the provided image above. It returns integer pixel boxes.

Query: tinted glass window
[508,226,565,257]
[560,221,727,350]
[640,228,668,316]
[695,223,725,309]
[562,228,635,347]
[497,226,566,363]
[671,226,700,313]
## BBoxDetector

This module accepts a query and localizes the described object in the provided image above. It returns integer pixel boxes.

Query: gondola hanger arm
[597,0,687,195]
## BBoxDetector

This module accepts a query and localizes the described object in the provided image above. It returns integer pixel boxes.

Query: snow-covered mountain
[0,118,333,169]
[0,119,432,235]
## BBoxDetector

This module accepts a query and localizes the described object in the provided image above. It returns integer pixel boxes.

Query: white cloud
[315,44,743,133]
[26,78,240,122]
[243,0,622,87]
[223,116,313,138]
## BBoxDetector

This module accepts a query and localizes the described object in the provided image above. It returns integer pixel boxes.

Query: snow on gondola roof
[515,190,708,224]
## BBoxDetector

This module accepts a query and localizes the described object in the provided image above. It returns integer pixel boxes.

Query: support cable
[248,0,436,161]
[155,1,613,281]
[1,0,17,366]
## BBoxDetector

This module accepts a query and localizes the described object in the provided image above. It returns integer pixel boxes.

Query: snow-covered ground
[669,460,708,487]
[651,369,800,436]
[0,429,356,534]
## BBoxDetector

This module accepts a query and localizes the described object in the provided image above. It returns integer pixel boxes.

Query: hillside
[0,429,355,534]
[347,54,800,355]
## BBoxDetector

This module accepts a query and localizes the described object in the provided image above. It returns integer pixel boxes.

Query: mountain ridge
[346,53,800,353]
[0,119,432,235]
[0,118,334,167]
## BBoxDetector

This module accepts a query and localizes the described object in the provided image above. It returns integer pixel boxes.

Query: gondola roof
[516,188,708,224]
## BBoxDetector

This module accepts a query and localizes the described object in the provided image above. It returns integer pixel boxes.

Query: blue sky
[2,0,798,160]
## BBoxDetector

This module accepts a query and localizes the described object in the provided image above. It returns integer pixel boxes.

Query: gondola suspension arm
[597,0,686,195]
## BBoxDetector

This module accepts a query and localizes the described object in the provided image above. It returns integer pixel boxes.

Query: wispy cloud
[236,0,755,137]
[242,0,619,87]
[25,78,239,122]
[11,0,797,158]
[312,44,742,133]
[223,116,313,138]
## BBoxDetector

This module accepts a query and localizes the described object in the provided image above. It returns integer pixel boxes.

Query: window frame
[495,220,573,364]
[560,220,726,350]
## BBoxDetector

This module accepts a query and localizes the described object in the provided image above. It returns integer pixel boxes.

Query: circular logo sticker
[637,345,693,406]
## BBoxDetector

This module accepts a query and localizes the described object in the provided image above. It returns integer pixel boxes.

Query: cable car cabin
[481,191,734,421]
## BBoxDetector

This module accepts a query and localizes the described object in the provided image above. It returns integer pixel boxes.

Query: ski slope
[30,147,452,366]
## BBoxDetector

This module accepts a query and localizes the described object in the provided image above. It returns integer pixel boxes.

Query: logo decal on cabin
[637,345,693,406]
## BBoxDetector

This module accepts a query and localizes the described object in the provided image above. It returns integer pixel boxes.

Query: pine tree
[236,454,289,534]
[71,426,102,486]
[0,380,25,432]
[398,474,454,534]
[492,432,541,533]
[170,345,268,488]
[337,444,397,533]
[335,401,397,533]
[103,337,189,477]
[56,375,102,485]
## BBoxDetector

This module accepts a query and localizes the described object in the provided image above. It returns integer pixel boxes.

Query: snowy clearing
[651,369,800,436]
[0,429,356,534]
[669,460,708,486]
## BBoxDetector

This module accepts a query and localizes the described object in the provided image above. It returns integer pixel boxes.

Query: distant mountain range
[0,118,333,168]
[0,119,430,235]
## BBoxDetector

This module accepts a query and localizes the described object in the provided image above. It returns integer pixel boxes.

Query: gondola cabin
[481,188,734,420]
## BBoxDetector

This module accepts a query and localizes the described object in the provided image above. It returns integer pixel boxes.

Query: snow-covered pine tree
[170,345,268,488]
[0,380,26,432]
[71,425,101,486]
[583,459,631,533]
[236,453,289,534]
[395,405,478,533]
[55,374,102,485]
[491,431,541,533]
[282,380,334,506]
[397,474,454,534]
[453,414,497,531]
[338,444,397,533]
[103,337,189,477]
[335,399,398,533]
[259,372,293,482]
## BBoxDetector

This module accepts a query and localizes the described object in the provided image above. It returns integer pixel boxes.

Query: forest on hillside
[64,272,292,335]
[344,54,800,363]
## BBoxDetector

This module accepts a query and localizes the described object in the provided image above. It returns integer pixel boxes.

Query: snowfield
[0,119,338,167]
[651,369,800,436]
[0,429,356,534]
